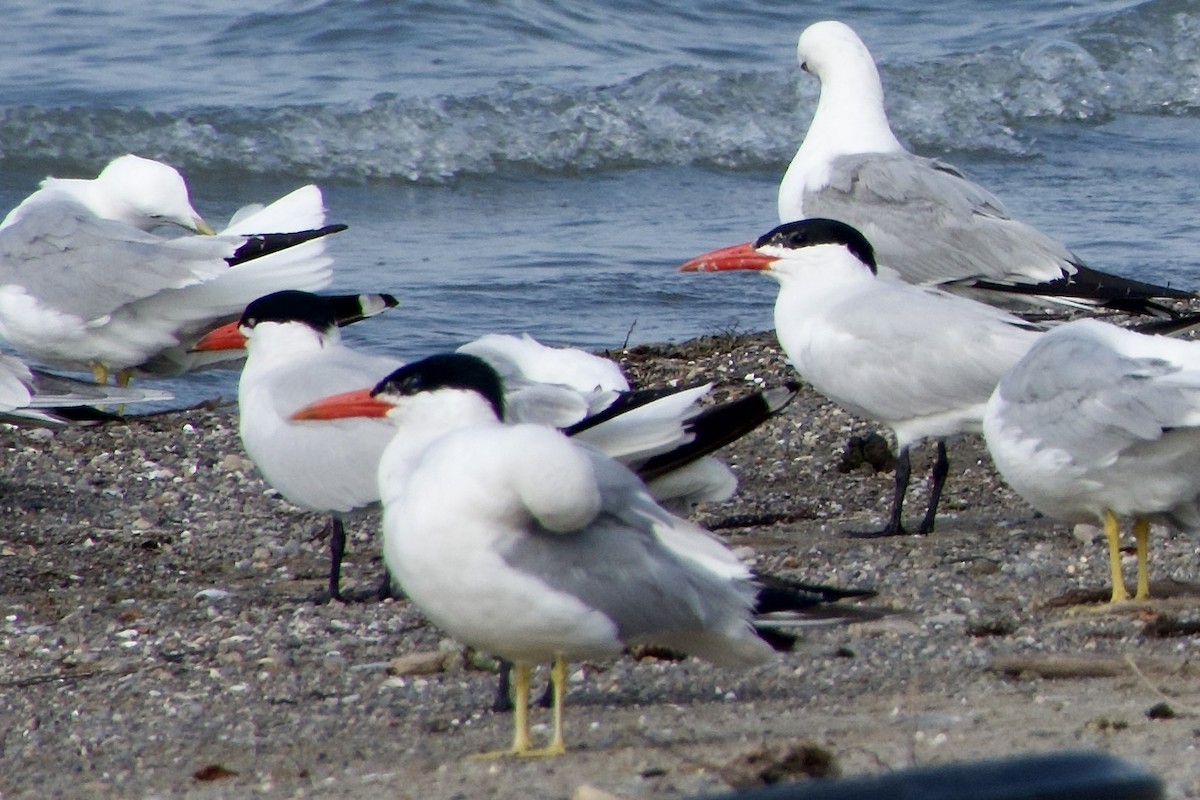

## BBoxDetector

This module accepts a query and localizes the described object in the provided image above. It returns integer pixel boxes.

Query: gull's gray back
[805,152,1077,287]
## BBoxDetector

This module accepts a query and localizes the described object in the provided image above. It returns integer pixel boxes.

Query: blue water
[2,0,1200,404]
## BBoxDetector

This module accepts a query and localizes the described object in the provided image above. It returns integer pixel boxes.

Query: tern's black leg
[376,566,398,601]
[328,515,346,603]
[848,444,910,538]
[916,440,949,534]
[493,660,515,713]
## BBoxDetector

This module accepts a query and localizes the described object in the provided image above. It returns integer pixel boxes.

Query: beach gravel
[2,332,1200,798]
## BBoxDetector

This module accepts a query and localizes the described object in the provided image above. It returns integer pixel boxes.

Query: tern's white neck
[243,322,337,373]
[378,389,502,494]
[768,244,878,323]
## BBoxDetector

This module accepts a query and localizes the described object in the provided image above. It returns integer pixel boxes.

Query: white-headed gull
[983,318,1200,603]
[0,155,344,385]
[2,154,215,235]
[779,20,1193,315]
[681,217,1042,536]
[288,352,881,756]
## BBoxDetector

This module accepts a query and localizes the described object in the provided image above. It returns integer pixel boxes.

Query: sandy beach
[3,331,1200,799]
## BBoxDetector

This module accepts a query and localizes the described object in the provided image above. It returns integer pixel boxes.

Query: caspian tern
[779,20,1193,314]
[196,290,798,601]
[681,217,1042,537]
[0,352,173,425]
[0,155,345,385]
[983,318,1200,604]
[288,352,883,756]
[193,290,403,603]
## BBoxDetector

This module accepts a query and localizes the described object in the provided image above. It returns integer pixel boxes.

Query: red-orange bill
[289,388,390,421]
[192,321,246,351]
[679,241,772,272]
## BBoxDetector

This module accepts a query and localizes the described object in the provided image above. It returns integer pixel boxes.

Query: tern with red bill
[681,217,1041,537]
[193,290,402,602]
[0,155,345,386]
[288,352,882,757]
[779,20,1192,315]
[199,290,795,601]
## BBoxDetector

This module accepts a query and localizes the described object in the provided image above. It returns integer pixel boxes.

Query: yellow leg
[473,662,534,759]
[511,662,534,753]
[521,655,566,757]
[474,658,568,759]
[91,363,110,385]
[1104,509,1131,604]
[551,655,566,753]
[115,368,134,388]
[1133,517,1151,601]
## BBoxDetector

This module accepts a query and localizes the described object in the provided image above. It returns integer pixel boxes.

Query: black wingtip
[562,383,712,437]
[753,572,878,609]
[749,571,891,651]
[633,382,800,483]
[1130,312,1200,336]
[969,262,1195,317]
[226,223,348,267]
[40,406,124,424]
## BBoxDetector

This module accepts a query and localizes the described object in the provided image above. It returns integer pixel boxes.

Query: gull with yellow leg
[290,353,876,757]
[983,318,1200,604]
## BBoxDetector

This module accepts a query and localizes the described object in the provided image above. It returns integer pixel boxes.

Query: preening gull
[779,20,1193,315]
[289,353,875,755]
[0,155,344,385]
[984,317,1200,603]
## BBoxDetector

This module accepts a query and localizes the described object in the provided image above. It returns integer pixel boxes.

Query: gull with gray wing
[0,154,345,385]
[779,20,1192,315]
[984,318,1200,603]
[289,353,877,757]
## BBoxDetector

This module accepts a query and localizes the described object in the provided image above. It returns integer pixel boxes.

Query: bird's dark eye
[392,374,425,397]
[757,227,809,250]
[785,229,810,247]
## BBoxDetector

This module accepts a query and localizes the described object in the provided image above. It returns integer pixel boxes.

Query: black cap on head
[755,218,877,273]
[374,353,505,421]
[240,290,338,333]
